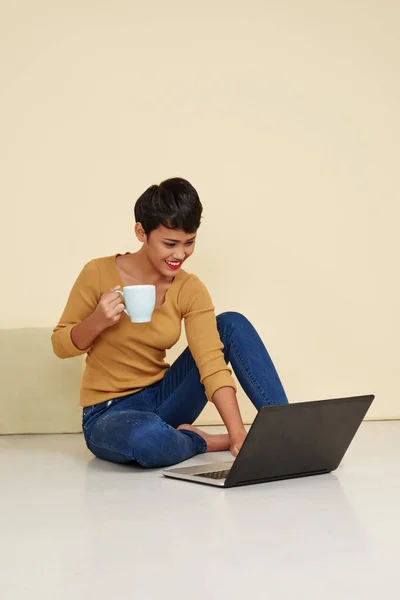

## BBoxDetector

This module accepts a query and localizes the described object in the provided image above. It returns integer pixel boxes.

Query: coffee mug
[116,285,156,323]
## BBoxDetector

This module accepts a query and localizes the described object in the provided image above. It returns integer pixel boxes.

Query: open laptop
[163,394,374,488]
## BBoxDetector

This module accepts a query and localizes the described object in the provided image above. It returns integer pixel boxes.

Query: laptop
[163,394,374,488]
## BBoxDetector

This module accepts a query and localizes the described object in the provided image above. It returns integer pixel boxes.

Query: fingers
[103,285,121,299]
[109,296,124,309]
[104,287,122,304]
[107,287,121,299]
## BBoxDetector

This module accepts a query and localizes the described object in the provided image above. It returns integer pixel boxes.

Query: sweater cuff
[55,325,91,358]
[203,370,237,403]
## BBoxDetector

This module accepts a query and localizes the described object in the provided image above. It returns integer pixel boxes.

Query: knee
[216,311,250,333]
[89,411,166,468]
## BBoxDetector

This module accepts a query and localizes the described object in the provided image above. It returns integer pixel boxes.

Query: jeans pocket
[82,403,101,430]
[82,406,92,431]
[82,400,114,432]
[82,406,93,422]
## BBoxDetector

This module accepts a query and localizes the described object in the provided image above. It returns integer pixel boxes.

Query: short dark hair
[134,177,203,235]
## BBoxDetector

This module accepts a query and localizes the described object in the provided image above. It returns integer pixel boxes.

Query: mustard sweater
[51,255,236,407]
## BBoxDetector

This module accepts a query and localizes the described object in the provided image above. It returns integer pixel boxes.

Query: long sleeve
[51,260,101,359]
[181,274,236,402]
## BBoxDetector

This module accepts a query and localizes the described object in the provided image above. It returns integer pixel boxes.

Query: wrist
[88,311,107,335]
[212,387,245,438]
[228,424,247,438]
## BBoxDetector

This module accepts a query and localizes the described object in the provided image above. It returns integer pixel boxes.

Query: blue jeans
[82,312,288,468]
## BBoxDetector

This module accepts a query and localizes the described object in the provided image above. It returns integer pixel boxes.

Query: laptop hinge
[227,468,330,487]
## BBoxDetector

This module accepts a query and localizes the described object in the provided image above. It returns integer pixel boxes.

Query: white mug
[117,285,156,323]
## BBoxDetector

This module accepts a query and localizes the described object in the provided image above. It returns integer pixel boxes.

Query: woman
[52,177,288,468]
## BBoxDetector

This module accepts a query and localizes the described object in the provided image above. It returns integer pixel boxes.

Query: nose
[172,253,185,261]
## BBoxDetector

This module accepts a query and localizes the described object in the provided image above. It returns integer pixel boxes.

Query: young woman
[52,178,288,468]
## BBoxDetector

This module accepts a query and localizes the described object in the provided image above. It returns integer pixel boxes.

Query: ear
[135,222,147,243]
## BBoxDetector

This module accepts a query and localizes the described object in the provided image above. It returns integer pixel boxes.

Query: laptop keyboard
[194,469,231,480]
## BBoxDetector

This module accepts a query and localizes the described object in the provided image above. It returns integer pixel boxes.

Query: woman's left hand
[230,428,248,457]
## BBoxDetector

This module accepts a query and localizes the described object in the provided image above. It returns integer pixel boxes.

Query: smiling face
[135,223,197,276]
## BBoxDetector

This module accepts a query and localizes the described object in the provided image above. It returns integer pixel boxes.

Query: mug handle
[116,290,129,315]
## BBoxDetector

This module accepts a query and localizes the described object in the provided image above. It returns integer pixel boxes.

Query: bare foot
[177,424,230,452]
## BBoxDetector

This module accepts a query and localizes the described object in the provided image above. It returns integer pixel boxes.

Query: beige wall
[1,1,399,423]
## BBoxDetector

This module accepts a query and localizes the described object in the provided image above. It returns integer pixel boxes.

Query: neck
[129,249,173,285]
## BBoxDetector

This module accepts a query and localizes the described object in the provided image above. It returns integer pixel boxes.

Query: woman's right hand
[93,285,126,330]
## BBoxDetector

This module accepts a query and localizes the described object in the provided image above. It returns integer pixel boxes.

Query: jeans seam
[140,393,156,412]
[154,365,204,416]
[220,332,270,405]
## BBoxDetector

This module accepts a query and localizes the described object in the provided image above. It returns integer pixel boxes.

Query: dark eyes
[164,241,195,248]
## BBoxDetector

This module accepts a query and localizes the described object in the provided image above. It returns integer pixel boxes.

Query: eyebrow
[163,236,197,243]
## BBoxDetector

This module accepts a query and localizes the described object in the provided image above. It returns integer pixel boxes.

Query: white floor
[1,422,399,600]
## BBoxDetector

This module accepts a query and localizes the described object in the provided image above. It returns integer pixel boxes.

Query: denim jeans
[82,312,288,468]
